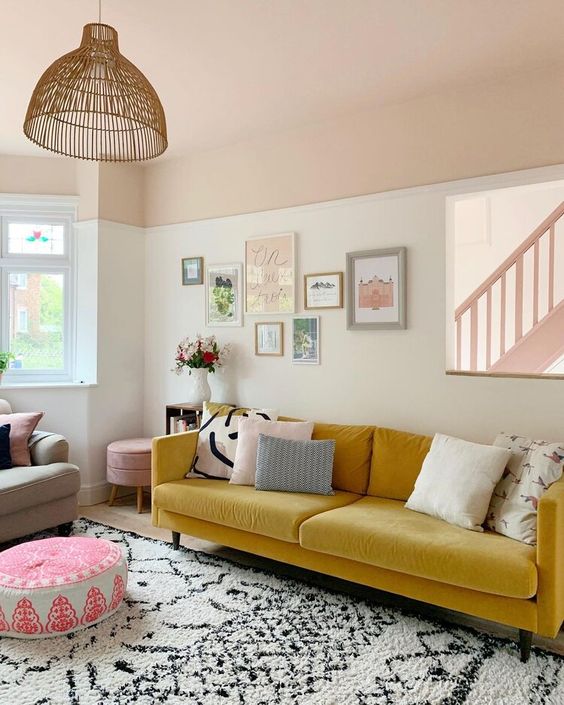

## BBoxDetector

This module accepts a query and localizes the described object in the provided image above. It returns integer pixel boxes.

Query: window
[0,200,76,383]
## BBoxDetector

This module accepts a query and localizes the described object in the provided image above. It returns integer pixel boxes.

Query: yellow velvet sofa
[151,422,564,661]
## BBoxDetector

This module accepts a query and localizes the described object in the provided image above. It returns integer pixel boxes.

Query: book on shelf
[169,414,199,434]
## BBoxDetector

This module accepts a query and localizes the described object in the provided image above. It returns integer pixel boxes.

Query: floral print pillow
[485,433,564,545]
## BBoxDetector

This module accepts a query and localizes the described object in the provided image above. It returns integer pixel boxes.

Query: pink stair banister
[455,200,564,372]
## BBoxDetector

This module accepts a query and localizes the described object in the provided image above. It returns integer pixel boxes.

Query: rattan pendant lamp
[23,2,167,162]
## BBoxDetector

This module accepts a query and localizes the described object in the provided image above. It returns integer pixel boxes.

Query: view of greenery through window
[8,272,64,370]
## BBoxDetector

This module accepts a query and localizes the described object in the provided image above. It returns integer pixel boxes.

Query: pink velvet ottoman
[0,536,127,638]
[107,438,152,513]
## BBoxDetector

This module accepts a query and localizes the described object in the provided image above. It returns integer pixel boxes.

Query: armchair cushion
[0,425,11,470]
[0,412,43,466]
[0,463,80,515]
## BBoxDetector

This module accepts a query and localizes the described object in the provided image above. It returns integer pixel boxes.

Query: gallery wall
[144,166,564,444]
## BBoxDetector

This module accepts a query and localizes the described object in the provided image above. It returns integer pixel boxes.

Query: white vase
[189,368,212,404]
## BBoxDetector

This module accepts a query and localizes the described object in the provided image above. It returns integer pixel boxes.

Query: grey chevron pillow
[255,434,335,495]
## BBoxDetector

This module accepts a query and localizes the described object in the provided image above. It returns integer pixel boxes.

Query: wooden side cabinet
[166,403,203,435]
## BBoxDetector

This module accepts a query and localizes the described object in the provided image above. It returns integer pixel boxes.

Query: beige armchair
[0,399,80,543]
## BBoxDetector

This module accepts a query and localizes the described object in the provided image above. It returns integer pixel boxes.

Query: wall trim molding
[0,193,79,212]
[79,479,111,507]
[145,164,564,234]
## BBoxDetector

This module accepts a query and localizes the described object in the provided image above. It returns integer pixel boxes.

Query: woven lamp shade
[23,23,167,162]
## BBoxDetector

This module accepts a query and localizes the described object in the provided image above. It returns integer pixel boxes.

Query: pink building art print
[358,274,394,309]
[346,247,406,330]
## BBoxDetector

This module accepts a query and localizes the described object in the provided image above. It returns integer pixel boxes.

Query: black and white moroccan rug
[0,519,562,705]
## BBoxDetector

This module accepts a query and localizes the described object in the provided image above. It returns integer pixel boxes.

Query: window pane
[7,223,65,255]
[8,272,64,370]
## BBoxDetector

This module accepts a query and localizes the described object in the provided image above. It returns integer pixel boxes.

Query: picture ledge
[446,370,564,381]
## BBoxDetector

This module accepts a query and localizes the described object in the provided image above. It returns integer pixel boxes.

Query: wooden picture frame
[304,271,343,310]
[205,262,243,327]
[255,322,284,356]
[181,256,203,285]
[292,316,320,364]
[346,247,406,330]
[245,232,296,314]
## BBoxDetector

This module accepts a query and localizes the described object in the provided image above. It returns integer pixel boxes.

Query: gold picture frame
[304,271,343,309]
[255,322,284,356]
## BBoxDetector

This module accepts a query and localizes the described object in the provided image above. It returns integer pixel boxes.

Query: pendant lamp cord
[98,0,101,23]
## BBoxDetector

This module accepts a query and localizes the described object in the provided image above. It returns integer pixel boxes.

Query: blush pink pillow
[230,417,314,486]
[0,412,43,466]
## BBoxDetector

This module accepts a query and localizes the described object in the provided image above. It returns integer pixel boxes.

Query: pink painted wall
[143,65,564,227]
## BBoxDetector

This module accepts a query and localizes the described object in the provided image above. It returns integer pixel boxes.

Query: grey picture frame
[346,247,407,330]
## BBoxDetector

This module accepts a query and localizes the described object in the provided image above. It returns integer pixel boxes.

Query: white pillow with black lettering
[405,433,511,531]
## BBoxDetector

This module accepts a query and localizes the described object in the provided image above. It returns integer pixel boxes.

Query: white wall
[454,181,564,306]
[144,167,564,444]
[1,220,145,505]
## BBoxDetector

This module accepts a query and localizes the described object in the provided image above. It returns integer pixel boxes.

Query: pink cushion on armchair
[0,412,43,467]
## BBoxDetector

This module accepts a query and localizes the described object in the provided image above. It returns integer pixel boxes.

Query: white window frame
[16,308,28,333]
[0,196,78,384]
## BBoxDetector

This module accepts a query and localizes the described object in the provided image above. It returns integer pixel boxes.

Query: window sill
[0,382,98,390]
[446,370,564,381]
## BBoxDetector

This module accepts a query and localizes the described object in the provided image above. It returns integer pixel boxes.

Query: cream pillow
[405,433,511,531]
[230,417,314,485]
[485,432,564,545]
[189,404,278,479]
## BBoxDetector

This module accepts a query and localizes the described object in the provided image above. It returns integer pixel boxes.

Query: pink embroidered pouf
[0,536,127,638]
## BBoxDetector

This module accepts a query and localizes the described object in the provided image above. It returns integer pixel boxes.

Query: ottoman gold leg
[108,485,118,507]
[136,486,144,513]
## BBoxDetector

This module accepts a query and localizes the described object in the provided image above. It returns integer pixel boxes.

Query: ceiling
[3,0,564,161]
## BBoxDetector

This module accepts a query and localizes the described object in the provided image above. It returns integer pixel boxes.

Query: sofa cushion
[191,403,278,480]
[0,463,81,515]
[405,433,510,532]
[255,435,336,495]
[311,423,374,494]
[368,427,432,500]
[299,496,537,599]
[153,479,360,543]
[230,418,314,485]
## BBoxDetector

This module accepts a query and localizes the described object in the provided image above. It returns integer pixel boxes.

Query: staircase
[455,200,564,373]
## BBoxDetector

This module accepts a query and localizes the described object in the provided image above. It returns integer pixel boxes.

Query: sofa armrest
[152,431,199,488]
[536,477,564,637]
[29,433,69,465]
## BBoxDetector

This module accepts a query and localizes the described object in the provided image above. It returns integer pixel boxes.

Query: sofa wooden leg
[519,629,533,662]
[172,531,181,550]
[57,522,73,537]
[108,485,118,507]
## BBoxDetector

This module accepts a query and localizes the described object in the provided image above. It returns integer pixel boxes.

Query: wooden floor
[80,498,564,657]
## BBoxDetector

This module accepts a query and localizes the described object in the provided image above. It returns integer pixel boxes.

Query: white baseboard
[78,480,111,507]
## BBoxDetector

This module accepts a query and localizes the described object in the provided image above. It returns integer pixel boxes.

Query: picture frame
[255,322,284,356]
[205,263,243,327]
[292,316,320,365]
[346,247,406,330]
[304,271,343,310]
[181,256,203,285]
[245,232,295,314]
